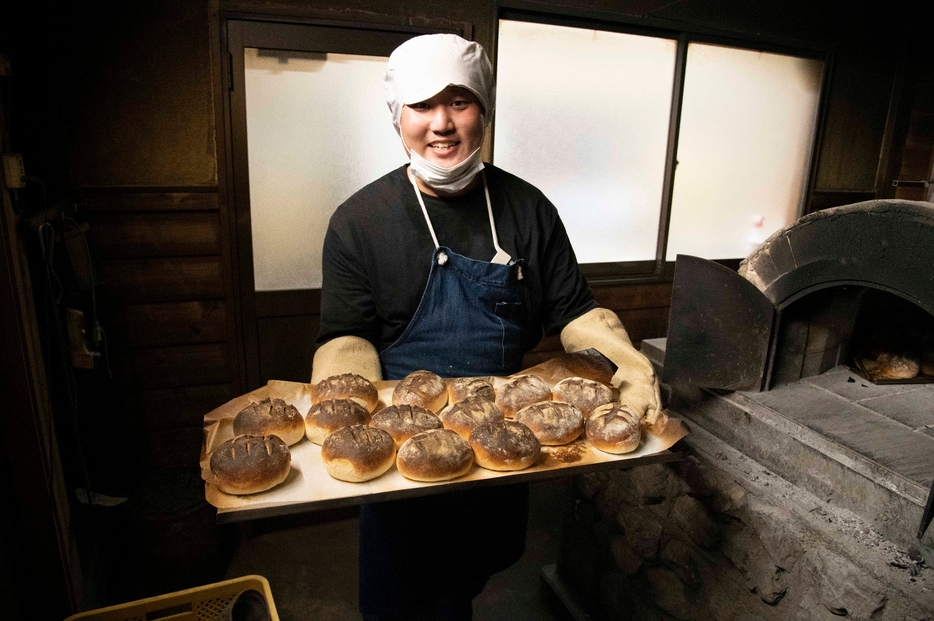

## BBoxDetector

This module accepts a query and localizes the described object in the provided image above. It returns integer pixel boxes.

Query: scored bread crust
[469,419,540,471]
[514,401,584,446]
[233,397,305,445]
[370,404,444,449]
[438,396,505,439]
[210,435,291,495]
[586,403,642,454]
[396,429,474,482]
[495,374,552,418]
[447,377,495,404]
[310,373,380,413]
[552,377,616,419]
[305,398,371,445]
[392,370,448,412]
[321,425,396,483]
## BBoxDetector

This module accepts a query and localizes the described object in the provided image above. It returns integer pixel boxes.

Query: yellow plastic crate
[64,574,279,621]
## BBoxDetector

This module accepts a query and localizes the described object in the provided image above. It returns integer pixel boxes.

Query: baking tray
[201,350,689,523]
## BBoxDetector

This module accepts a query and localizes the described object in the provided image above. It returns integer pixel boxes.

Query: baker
[311,33,662,621]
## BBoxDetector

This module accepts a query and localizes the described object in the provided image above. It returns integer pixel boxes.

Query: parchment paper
[201,350,689,522]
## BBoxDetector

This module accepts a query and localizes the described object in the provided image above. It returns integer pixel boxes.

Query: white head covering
[384,33,495,135]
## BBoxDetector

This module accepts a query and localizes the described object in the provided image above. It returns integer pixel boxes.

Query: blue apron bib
[379,245,525,379]
[359,171,530,615]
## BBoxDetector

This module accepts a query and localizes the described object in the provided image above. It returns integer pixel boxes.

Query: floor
[222,478,579,621]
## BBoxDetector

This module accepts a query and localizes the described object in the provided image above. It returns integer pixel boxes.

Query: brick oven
[549,200,934,621]
[663,199,934,393]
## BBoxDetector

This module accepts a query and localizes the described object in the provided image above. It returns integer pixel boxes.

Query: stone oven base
[642,338,934,550]
[547,338,934,621]
[552,424,933,621]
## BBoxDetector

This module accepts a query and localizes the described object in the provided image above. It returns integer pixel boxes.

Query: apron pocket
[494,301,524,372]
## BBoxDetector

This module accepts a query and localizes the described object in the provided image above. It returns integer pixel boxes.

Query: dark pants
[360,578,482,621]
[358,483,529,617]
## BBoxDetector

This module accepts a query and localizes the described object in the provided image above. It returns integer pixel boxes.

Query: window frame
[222,17,458,389]
[492,6,833,284]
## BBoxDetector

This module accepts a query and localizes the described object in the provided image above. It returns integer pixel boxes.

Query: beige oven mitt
[560,307,663,425]
[311,335,383,384]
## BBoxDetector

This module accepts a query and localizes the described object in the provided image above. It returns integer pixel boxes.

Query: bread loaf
[586,403,642,454]
[514,401,584,446]
[233,397,305,445]
[495,374,552,418]
[310,373,379,413]
[552,377,615,419]
[438,396,505,439]
[210,435,291,495]
[392,370,448,412]
[370,404,444,449]
[321,425,396,482]
[468,419,540,471]
[396,429,474,482]
[305,398,371,445]
[860,352,920,381]
[448,376,495,403]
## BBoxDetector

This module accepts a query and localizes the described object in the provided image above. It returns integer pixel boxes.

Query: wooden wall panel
[593,282,673,311]
[145,427,205,470]
[66,2,217,187]
[97,257,225,303]
[126,343,231,389]
[522,282,673,368]
[80,189,232,474]
[618,307,671,342]
[117,302,227,348]
[84,192,220,212]
[86,212,221,258]
[813,45,898,191]
[257,315,318,385]
[137,384,234,430]
[894,78,934,201]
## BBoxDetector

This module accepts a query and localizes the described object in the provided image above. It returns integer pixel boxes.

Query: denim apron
[359,171,530,615]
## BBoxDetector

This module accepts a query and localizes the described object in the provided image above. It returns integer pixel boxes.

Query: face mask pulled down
[407,144,485,194]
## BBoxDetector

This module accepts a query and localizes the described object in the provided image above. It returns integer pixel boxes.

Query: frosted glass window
[667,44,823,260]
[494,20,676,262]
[245,48,407,290]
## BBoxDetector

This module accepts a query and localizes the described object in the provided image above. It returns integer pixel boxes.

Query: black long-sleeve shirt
[317,163,596,354]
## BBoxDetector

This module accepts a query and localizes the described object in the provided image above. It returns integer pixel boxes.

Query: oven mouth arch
[664,199,934,392]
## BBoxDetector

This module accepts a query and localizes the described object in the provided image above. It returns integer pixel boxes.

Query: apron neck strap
[407,168,510,263]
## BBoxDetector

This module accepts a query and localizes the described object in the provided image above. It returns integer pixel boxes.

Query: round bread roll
[495,374,552,418]
[861,352,920,380]
[392,369,448,412]
[468,420,540,471]
[438,396,505,439]
[321,425,396,483]
[305,398,371,445]
[370,404,444,449]
[210,435,291,495]
[514,401,584,446]
[310,373,379,413]
[552,377,616,419]
[586,403,642,454]
[233,397,305,445]
[448,376,495,403]
[396,429,474,482]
